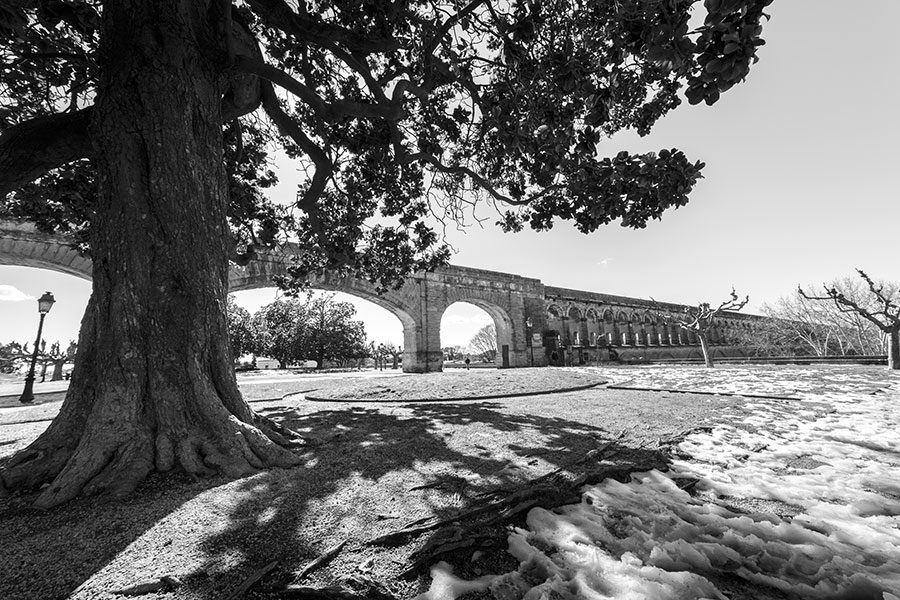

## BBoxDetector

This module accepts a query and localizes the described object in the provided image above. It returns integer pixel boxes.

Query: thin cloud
[0,285,35,302]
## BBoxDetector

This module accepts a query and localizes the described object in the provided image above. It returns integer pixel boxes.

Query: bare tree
[468,325,497,363]
[799,270,900,369]
[653,290,749,368]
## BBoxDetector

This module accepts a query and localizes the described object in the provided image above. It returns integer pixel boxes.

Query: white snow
[422,365,900,599]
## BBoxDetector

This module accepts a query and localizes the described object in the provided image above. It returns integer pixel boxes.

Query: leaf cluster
[2,0,771,290]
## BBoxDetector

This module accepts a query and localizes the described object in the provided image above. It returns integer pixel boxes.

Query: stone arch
[440,287,520,368]
[567,306,586,346]
[0,223,92,280]
[602,309,618,345]
[630,312,643,345]
[235,269,425,369]
[616,311,631,345]
[657,316,670,345]
[644,313,658,345]
[585,308,602,346]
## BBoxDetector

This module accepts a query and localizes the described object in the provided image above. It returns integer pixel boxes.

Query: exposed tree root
[2,360,304,509]
[368,442,672,577]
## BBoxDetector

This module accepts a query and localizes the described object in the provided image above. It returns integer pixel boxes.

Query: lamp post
[525,317,534,367]
[19,291,55,404]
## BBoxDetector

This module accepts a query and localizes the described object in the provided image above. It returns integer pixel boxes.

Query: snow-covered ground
[417,365,900,600]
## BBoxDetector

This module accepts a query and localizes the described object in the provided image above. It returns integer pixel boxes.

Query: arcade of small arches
[542,299,756,366]
[0,220,763,372]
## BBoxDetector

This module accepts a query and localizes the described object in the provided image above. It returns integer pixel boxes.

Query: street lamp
[525,317,534,367]
[19,291,55,404]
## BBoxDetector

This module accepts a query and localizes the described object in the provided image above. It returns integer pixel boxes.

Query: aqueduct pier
[0,220,761,372]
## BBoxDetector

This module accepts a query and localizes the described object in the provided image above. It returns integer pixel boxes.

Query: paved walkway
[0,379,69,406]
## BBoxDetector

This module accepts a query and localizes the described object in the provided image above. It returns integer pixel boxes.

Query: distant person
[464,356,471,370]
[608,347,619,362]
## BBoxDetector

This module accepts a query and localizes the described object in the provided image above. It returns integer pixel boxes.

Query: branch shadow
[182,399,675,598]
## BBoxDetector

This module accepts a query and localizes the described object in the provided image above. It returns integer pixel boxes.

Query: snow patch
[447,366,900,598]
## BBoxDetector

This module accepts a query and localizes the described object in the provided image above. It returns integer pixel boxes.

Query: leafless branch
[798,272,900,333]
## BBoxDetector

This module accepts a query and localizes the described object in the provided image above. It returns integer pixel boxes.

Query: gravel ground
[0,367,825,600]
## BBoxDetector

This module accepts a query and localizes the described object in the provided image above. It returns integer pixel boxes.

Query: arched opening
[441,301,509,368]
[657,317,669,345]
[644,313,657,345]
[603,309,617,345]
[617,311,631,345]
[630,313,643,345]
[567,307,583,346]
[230,287,407,370]
[585,308,603,347]
[0,266,93,381]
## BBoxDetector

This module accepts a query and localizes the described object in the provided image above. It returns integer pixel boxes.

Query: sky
[1,0,898,351]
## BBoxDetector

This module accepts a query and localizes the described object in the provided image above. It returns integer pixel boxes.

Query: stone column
[402,278,445,373]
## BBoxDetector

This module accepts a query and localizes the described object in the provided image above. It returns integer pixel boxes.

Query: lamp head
[37,291,55,314]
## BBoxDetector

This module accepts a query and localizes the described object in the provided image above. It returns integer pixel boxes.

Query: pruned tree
[43,340,77,381]
[371,341,402,370]
[799,270,900,369]
[653,289,749,367]
[0,0,771,506]
[468,324,497,363]
[743,279,889,358]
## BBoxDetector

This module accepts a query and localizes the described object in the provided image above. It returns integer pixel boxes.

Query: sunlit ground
[419,364,900,600]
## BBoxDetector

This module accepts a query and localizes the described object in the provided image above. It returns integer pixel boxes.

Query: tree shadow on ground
[0,393,685,600]
[184,399,675,598]
[0,469,230,600]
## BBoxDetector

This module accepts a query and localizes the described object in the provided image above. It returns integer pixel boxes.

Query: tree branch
[259,81,328,238]
[799,279,898,332]
[0,108,92,197]
[234,57,401,121]
[245,0,400,55]
[406,151,563,206]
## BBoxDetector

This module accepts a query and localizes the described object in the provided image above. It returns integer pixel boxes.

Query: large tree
[0,0,771,506]
[251,297,311,369]
[304,295,368,369]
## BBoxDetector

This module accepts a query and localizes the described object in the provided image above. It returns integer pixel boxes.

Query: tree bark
[0,0,299,508]
[889,328,900,370]
[698,333,714,368]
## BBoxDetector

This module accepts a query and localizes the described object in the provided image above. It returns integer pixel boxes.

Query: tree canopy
[0,0,772,507]
[1,0,772,289]
[248,294,368,368]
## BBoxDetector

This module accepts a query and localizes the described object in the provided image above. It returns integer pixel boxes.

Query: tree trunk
[0,1,299,508]
[698,333,714,368]
[889,328,900,370]
[51,359,65,381]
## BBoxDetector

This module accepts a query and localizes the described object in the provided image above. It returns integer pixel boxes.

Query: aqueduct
[0,220,761,372]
